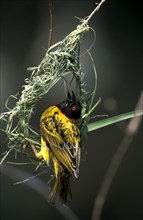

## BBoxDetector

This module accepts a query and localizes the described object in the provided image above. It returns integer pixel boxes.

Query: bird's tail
[48,172,72,205]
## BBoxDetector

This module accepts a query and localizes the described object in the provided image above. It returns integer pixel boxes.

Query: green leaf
[81,110,143,133]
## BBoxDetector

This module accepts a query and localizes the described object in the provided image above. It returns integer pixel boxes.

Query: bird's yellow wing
[41,112,80,178]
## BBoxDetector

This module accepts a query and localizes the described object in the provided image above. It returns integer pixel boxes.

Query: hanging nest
[0,3,105,167]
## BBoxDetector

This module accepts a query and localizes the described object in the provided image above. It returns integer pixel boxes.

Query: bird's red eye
[72,106,77,111]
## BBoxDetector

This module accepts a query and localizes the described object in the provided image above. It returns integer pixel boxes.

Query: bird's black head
[57,92,81,120]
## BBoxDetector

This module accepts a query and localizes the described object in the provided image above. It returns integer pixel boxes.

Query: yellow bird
[36,92,81,204]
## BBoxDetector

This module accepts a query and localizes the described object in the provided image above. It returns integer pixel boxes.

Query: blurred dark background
[0,0,143,220]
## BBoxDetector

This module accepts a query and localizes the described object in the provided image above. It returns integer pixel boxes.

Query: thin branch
[0,162,80,220]
[91,91,143,220]
[48,0,53,49]
[84,0,106,24]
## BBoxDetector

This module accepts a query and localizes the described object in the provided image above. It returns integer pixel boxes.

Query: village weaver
[36,92,81,204]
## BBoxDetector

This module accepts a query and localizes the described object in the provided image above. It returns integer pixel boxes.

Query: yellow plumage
[36,98,81,204]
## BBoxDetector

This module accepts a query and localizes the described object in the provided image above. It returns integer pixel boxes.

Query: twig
[91,91,143,220]
[48,0,53,49]
[84,0,106,24]
[0,162,80,220]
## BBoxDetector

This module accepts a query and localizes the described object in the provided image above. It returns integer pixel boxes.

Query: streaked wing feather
[41,117,80,177]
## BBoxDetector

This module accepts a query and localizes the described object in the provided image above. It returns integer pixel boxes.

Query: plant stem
[84,0,106,24]
[91,92,143,220]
